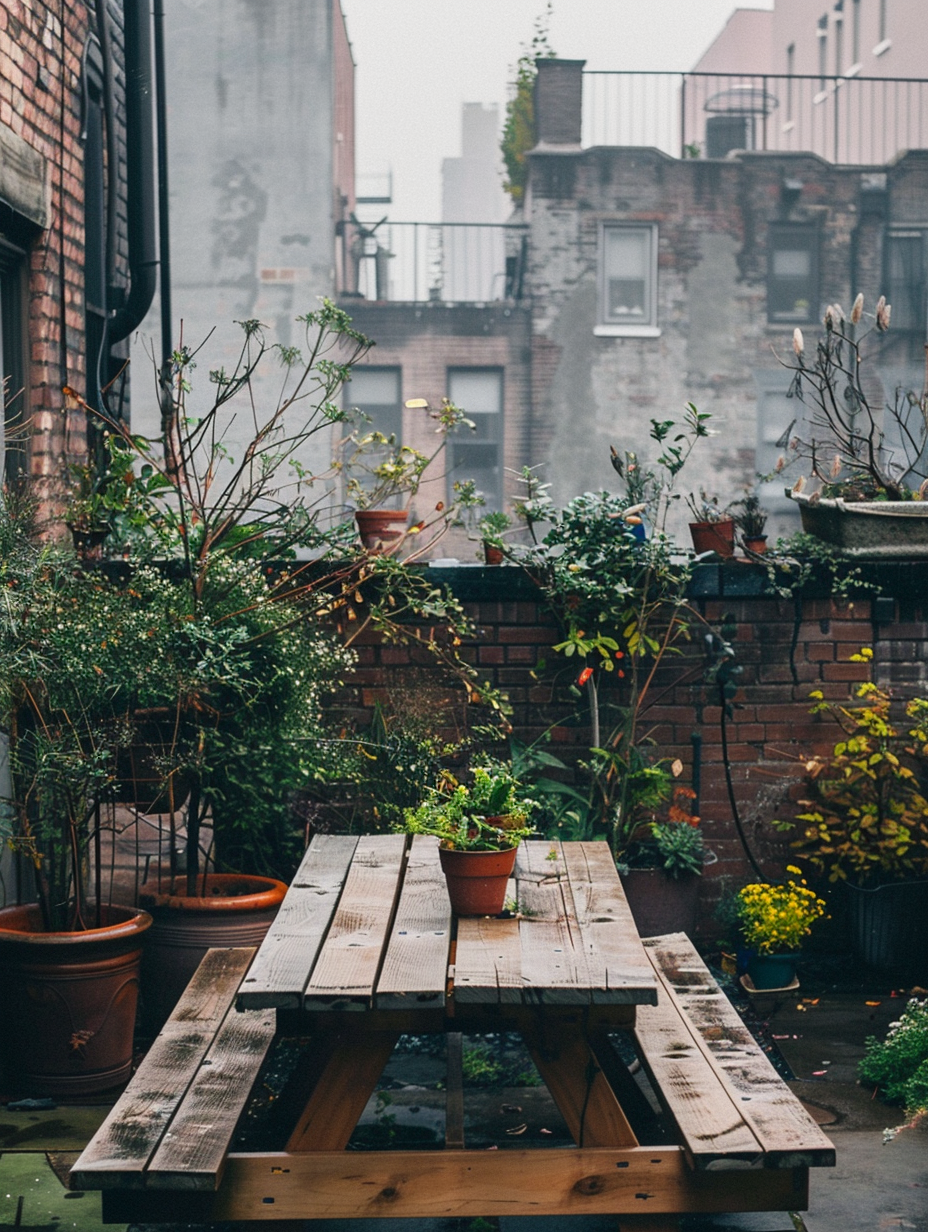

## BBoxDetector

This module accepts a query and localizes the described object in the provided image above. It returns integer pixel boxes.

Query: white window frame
[595,222,660,337]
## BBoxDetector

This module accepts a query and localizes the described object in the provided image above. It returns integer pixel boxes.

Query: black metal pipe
[152,0,172,370]
[109,0,158,345]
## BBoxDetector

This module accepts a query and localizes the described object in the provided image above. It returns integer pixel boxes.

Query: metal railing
[582,71,928,165]
[336,220,529,304]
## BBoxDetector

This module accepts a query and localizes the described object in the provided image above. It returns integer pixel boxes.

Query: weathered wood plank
[561,841,658,1005]
[633,967,764,1168]
[285,1030,399,1152]
[521,1017,639,1148]
[70,948,256,1190]
[643,934,836,1168]
[303,834,407,1010]
[145,1004,277,1190]
[516,841,591,1004]
[375,835,451,1010]
[207,1147,805,1221]
[453,914,522,1004]
[237,835,358,1009]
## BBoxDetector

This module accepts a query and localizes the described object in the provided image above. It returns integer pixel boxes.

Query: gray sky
[339,0,773,222]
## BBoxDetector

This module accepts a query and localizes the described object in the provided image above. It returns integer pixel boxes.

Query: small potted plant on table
[735,869,827,990]
[401,765,535,916]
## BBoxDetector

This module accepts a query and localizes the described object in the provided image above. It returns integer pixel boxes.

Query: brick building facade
[0,0,135,502]
[527,59,928,535]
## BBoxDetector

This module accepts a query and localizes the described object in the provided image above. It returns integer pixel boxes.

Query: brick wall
[327,562,928,936]
[0,0,126,495]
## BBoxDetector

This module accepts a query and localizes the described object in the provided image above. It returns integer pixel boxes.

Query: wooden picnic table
[72,836,835,1231]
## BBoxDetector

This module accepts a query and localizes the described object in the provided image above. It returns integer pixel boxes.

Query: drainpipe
[108,0,158,345]
[153,0,172,370]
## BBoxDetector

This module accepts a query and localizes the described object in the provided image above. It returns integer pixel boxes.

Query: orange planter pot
[139,873,286,1032]
[689,519,735,557]
[438,845,517,916]
[0,904,152,1096]
[355,509,409,551]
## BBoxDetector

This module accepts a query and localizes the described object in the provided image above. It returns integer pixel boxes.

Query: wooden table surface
[237,834,658,1015]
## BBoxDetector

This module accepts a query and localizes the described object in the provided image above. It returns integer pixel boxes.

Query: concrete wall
[130,0,347,491]
[692,8,774,75]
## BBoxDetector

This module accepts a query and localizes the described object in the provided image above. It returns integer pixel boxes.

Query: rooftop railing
[582,71,928,165]
[336,220,529,304]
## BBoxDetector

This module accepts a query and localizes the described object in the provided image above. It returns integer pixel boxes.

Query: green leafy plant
[478,510,512,545]
[732,490,768,539]
[401,764,536,852]
[859,997,928,1116]
[500,3,555,205]
[735,869,827,955]
[506,408,713,858]
[774,651,928,883]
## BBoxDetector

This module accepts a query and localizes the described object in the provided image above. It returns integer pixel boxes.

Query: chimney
[533,59,585,150]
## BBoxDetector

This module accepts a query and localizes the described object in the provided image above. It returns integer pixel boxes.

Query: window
[768,226,819,324]
[446,369,502,511]
[344,366,403,505]
[833,8,843,76]
[0,236,27,483]
[851,0,861,65]
[817,15,828,88]
[885,233,925,333]
[786,44,795,121]
[596,223,658,335]
[879,0,887,42]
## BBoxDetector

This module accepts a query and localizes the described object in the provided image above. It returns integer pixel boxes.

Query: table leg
[520,1018,639,1148]
[286,1029,399,1152]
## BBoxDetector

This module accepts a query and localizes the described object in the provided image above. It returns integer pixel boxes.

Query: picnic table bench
[72,836,834,1230]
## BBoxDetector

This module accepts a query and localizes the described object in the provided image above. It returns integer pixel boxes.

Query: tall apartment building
[129,0,355,481]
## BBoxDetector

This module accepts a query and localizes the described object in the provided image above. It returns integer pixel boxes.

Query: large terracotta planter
[139,873,286,1032]
[355,509,409,551]
[689,519,735,557]
[0,904,152,1096]
[789,491,928,558]
[438,846,517,916]
[619,866,701,939]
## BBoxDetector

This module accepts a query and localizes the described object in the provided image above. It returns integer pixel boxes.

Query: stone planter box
[790,491,928,557]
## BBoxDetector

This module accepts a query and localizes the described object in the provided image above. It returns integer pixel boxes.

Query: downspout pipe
[108,0,158,345]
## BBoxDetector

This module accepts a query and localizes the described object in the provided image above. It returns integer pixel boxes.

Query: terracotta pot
[139,873,286,1032]
[355,509,409,551]
[483,541,504,565]
[0,904,152,1095]
[742,535,768,555]
[619,866,701,939]
[438,845,517,916]
[746,951,799,990]
[689,519,735,557]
